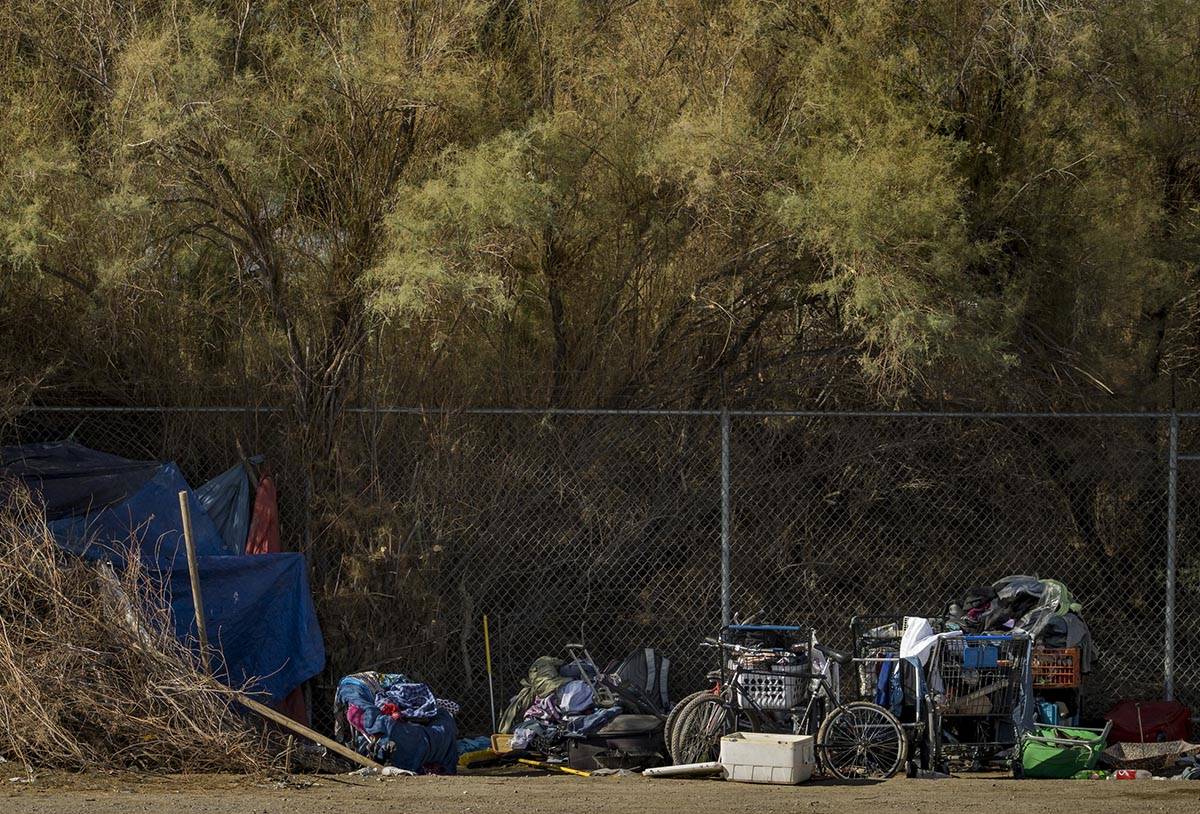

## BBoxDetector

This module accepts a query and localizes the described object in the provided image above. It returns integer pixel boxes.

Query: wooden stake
[234,691,382,771]
[483,614,497,734]
[178,490,211,672]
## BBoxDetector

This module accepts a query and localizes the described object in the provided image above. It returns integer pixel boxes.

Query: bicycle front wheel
[817,701,906,779]
[672,694,732,765]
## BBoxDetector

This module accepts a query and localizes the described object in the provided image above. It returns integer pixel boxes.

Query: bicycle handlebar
[700,639,771,656]
[701,638,807,657]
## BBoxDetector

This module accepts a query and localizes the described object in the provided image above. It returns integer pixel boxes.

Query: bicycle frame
[712,625,842,737]
[679,624,908,778]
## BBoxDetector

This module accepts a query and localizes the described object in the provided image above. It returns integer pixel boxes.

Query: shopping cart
[851,616,902,692]
[921,632,1033,771]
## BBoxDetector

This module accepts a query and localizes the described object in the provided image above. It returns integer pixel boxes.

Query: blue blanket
[336,676,459,773]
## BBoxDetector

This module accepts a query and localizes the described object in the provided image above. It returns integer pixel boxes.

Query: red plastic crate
[1032,647,1082,688]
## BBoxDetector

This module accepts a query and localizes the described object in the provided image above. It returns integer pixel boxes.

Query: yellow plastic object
[517,758,592,777]
[458,748,499,768]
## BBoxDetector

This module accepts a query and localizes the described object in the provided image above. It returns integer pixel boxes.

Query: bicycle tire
[665,690,711,763]
[670,691,717,762]
[816,701,906,779]
[672,694,732,766]
[670,690,721,761]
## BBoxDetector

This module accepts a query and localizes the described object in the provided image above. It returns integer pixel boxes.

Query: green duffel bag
[1014,723,1111,779]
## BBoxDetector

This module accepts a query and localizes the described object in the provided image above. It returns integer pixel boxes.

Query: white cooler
[719,732,815,784]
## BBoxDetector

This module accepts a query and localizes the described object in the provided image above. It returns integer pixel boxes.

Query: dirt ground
[4,770,1198,814]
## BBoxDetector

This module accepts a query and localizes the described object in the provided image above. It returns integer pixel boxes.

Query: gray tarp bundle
[194,456,263,556]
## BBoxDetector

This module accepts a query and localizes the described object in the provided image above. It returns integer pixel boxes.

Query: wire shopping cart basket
[922,632,1033,771]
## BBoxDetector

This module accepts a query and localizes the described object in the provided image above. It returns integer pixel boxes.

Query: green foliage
[1,0,1199,410]
[366,129,549,321]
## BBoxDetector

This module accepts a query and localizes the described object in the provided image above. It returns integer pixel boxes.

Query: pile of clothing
[334,671,459,773]
[499,649,671,754]
[501,657,622,750]
[945,575,1094,670]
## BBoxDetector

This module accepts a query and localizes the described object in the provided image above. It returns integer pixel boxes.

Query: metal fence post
[1166,412,1178,701]
[721,408,732,627]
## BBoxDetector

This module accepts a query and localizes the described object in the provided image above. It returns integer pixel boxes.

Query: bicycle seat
[815,644,854,666]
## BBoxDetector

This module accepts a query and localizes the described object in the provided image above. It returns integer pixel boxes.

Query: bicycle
[671,624,907,779]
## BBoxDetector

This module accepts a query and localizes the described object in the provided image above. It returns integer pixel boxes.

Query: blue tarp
[171,553,325,699]
[1,442,325,703]
[48,461,230,563]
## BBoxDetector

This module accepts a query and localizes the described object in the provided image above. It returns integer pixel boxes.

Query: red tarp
[246,471,307,725]
[245,474,281,555]
[1105,700,1192,743]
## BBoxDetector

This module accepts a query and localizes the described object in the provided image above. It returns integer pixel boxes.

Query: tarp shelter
[0,442,325,704]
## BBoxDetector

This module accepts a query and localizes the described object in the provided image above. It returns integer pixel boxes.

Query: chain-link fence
[3,407,1195,734]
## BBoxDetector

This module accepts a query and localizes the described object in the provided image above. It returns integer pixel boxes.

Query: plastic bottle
[1111,769,1152,780]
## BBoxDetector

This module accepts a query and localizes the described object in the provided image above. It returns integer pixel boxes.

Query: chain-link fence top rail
[2,408,1193,732]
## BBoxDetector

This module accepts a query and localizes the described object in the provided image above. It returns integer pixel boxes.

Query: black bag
[612,648,671,714]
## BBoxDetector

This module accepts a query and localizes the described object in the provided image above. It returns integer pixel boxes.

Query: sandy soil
[4,770,1198,814]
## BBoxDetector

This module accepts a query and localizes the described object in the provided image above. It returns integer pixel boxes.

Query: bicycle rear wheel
[665,690,711,763]
[672,694,732,765]
[816,701,906,779]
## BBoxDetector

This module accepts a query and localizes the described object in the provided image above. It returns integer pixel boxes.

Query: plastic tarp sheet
[195,459,263,556]
[48,461,228,564]
[245,474,281,555]
[2,442,324,703]
[169,553,325,700]
[0,442,159,521]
